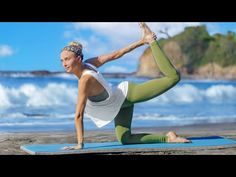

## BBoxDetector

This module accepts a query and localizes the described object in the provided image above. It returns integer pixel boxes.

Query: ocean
[0,73,236,133]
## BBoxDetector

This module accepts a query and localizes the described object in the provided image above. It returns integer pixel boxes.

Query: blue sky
[1,22,236,73]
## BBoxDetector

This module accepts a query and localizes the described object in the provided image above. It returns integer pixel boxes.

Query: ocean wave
[134,113,236,124]
[0,85,12,108]
[51,73,77,80]
[0,113,28,118]
[0,121,73,127]
[0,113,235,130]
[134,114,180,121]
[0,72,78,80]
[181,79,236,83]
[0,112,75,119]
[0,83,236,109]
[1,115,236,126]
[0,83,77,108]
[147,84,236,104]
[0,73,35,78]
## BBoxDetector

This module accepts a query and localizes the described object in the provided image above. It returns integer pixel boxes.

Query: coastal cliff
[136,25,236,80]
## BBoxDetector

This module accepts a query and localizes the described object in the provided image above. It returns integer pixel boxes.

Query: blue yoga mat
[20,136,236,155]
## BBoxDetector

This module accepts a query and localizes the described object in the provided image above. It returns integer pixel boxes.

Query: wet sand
[0,122,236,155]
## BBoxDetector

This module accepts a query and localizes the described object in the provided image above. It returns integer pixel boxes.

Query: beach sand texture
[1,122,236,155]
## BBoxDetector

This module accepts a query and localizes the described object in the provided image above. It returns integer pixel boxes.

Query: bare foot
[139,22,152,33]
[166,131,191,143]
[139,22,157,44]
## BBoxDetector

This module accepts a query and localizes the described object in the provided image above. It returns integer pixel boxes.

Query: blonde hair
[68,41,83,50]
[62,41,84,60]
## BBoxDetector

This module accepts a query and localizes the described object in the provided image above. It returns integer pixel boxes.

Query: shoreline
[1,121,236,134]
[1,122,236,155]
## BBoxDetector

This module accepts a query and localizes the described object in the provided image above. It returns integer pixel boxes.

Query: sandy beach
[0,122,236,155]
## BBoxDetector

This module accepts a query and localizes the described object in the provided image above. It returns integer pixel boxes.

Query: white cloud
[74,22,201,40]
[64,22,202,71]
[0,45,14,57]
[104,65,128,73]
[153,22,202,37]
[74,22,140,44]
[81,35,107,55]
[71,37,90,53]
[70,22,201,53]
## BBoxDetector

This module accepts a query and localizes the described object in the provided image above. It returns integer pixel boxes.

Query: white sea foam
[0,121,73,126]
[0,83,236,109]
[0,72,77,80]
[0,85,12,108]
[0,112,75,119]
[9,73,35,78]
[147,84,236,104]
[0,83,77,108]
[0,113,28,119]
[134,113,236,124]
[52,73,77,80]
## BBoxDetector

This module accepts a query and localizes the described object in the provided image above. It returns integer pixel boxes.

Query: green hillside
[155,25,236,73]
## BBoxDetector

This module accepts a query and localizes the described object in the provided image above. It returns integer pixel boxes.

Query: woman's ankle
[149,39,157,45]
[148,40,157,47]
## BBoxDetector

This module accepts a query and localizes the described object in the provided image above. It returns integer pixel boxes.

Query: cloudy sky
[1,22,236,72]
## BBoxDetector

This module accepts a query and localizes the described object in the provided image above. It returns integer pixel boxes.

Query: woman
[60,22,191,150]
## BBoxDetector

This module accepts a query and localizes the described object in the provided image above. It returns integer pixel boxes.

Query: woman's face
[60,50,81,73]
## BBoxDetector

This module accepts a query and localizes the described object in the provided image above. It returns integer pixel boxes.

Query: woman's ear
[76,56,82,63]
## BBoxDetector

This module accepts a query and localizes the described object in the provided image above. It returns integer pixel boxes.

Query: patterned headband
[62,46,82,57]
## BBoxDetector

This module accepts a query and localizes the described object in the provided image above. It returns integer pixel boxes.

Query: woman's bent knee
[170,72,181,85]
[116,131,131,145]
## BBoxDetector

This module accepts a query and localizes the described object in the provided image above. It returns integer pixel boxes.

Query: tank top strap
[84,62,99,73]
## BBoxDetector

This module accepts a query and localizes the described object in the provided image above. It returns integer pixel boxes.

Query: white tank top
[81,62,129,128]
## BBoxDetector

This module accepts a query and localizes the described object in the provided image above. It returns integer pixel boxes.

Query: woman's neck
[74,63,86,79]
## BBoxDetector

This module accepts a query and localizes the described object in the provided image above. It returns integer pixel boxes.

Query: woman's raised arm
[85,39,145,68]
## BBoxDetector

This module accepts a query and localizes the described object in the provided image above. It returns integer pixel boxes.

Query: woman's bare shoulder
[79,75,95,93]
[80,74,93,83]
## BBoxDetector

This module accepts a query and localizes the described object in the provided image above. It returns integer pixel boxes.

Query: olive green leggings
[114,41,181,145]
